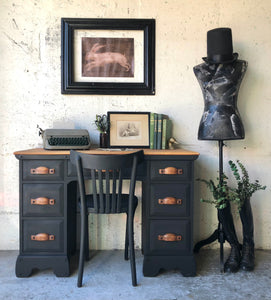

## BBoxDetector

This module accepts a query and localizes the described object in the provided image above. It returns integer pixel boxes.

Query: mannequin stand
[194,140,227,272]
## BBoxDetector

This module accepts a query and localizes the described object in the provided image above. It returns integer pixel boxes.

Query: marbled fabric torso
[194,60,247,140]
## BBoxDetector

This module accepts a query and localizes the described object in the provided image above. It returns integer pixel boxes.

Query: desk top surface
[14,148,199,157]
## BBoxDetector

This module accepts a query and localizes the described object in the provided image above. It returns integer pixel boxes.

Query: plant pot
[99,132,108,148]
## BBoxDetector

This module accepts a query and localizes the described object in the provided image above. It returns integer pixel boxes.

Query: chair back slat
[97,170,104,213]
[70,150,144,214]
[111,170,117,213]
[105,171,110,213]
[90,169,98,212]
[116,169,123,213]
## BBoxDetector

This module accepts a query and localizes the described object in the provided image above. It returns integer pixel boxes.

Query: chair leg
[128,209,137,286]
[125,203,137,261]
[85,213,90,261]
[77,208,86,287]
[124,213,129,261]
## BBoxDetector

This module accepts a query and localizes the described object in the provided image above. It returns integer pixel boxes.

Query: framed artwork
[61,18,155,95]
[108,112,150,148]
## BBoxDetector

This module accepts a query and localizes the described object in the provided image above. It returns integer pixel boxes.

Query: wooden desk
[14,148,199,277]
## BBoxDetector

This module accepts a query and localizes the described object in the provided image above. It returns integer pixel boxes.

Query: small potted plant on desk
[94,114,110,148]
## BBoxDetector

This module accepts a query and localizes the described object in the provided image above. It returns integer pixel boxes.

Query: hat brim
[202,53,238,64]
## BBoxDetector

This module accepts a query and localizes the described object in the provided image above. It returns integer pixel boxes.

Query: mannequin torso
[194,60,247,140]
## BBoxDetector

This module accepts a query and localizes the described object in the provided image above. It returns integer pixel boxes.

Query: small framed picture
[108,112,150,148]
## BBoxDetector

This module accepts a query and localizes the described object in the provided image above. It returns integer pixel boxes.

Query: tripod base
[193,229,219,253]
[193,224,226,272]
[194,140,227,272]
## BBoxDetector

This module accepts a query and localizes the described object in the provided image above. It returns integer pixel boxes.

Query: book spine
[157,114,168,149]
[162,119,172,149]
[157,114,163,149]
[162,119,167,150]
[153,113,158,149]
[149,113,155,149]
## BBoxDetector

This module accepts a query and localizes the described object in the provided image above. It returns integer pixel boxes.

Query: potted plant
[197,173,241,272]
[228,160,266,271]
[94,114,110,148]
[228,160,266,210]
[198,160,266,272]
[197,173,235,209]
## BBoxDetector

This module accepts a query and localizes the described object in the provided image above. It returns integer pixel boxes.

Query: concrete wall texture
[0,0,270,250]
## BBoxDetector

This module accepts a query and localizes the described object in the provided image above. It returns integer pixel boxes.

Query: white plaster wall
[0,0,270,250]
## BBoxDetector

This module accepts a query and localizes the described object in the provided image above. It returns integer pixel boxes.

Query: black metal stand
[194,140,226,272]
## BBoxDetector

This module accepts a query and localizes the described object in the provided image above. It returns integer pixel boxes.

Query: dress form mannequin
[194,60,247,140]
[194,28,253,273]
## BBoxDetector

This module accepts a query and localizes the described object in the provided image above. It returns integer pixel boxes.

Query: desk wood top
[14,148,199,157]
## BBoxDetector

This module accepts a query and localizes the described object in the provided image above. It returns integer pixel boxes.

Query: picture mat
[74,30,144,83]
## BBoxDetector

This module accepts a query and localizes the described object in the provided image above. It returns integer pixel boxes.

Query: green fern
[228,160,266,210]
[197,174,238,210]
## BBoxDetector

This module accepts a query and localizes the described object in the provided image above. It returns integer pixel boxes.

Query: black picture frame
[61,18,155,95]
[108,111,150,148]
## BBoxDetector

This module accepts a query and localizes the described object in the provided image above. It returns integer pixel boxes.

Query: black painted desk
[14,148,199,277]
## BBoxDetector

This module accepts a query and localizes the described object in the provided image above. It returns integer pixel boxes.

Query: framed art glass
[61,18,155,95]
[108,112,150,148]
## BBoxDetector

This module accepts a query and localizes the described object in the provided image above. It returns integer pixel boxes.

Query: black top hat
[202,27,238,64]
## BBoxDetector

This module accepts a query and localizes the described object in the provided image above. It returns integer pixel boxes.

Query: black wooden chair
[70,150,144,287]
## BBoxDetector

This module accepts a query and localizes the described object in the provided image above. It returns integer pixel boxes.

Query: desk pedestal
[142,154,197,277]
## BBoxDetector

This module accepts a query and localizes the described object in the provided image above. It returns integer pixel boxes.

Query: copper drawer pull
[159,167,183,175]
[31,197,55,205]
[31,233,55,241]
[158,197,182,205]
[158,233,182,242]
[30,166,55,175]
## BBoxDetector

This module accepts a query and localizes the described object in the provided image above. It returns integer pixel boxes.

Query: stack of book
[149,113,172,149]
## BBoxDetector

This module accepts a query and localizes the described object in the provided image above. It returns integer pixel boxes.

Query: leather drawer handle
[159,167,183,175]
[158,197,182,205]
[158,233,182,242]
[30,166,55,175]
[31,197,55,205]
[31,233,55,241]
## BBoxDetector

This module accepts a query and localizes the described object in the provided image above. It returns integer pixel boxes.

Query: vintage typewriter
[38,127,91,150]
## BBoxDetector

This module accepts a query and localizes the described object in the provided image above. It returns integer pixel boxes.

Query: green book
[162,119,172,149]
[153,113,158,149]
[149,113,155,149]
[157,114,168,149]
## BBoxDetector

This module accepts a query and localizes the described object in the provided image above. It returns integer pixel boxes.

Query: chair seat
[81,194,138,214]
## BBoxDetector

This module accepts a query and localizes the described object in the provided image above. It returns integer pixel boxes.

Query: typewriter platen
[38,127,91,150]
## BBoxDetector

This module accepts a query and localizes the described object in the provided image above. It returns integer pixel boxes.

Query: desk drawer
[148,220,191,255]
[150,161,191,181]
[22,220,64,253]
[150,183,190,217]
[22,184,64,217]
[22,160,64,181]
